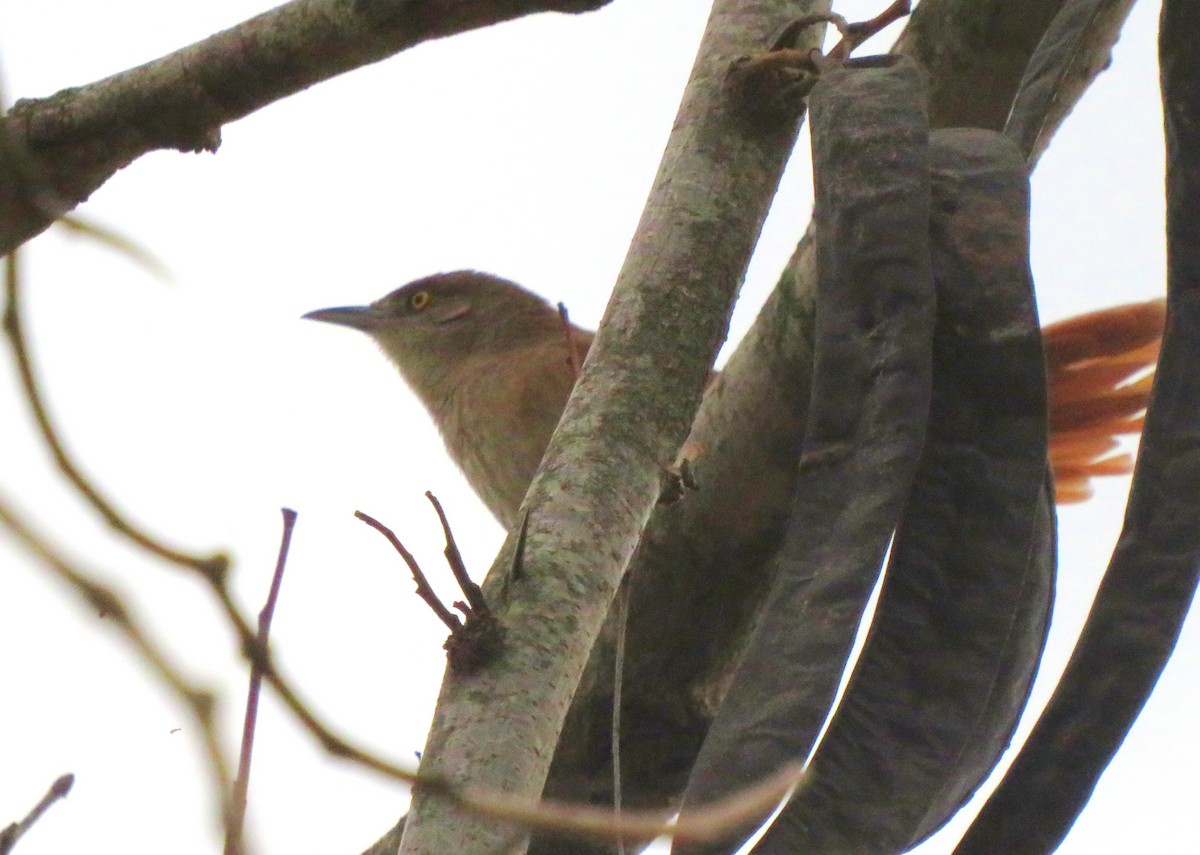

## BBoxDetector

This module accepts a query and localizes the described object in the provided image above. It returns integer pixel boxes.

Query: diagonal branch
[0,0,612,253]
[0,494,238,846]
[2,250,228,576]
[399,2,830,854]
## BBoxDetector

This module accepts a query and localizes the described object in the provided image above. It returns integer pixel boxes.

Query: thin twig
[0,774,74,855]
[0,493,237,846]
[355,509,461,631]
[1,251,227,579]
[426,759,805,844]
[226,508,298,855]
[420,492,504,671]
[557,302,583,380]
[740,0,912,80]
[828,0,912,61]
[56,215,174,284]
[425,492,487,613]
[3,487,801,844]
[511,509,531,582]
[611,578,631,855]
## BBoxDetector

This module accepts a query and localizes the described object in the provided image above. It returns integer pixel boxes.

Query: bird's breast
[436,345,576,529]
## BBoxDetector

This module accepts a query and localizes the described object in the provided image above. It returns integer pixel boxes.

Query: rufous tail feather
[1045,299,1165,504]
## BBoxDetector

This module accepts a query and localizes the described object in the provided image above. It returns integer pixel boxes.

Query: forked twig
[0,494,237,845]
[357,497,502,672]
[355,509,461,631]
[731,1,913,86]
[4,488,810,844]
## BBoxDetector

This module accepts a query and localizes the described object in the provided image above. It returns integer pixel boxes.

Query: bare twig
[358,498,501,670]
[355,509,461,631]
[557,302,583,380]
[1,251,228,578]
[225,509,298,855]
[423,493,503,672]
[0,774,74,855]
[611,578,631,855]
[828,0,913,61]
[0,494,236,844]
[55,215,173,284]
[1,0,615,253]
[427,760,805,844]
[736,0,912,81]
[425,492,487,615]
[2,486,810,844]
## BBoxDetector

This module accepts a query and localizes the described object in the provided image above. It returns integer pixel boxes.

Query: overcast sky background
[1,1,1195,854]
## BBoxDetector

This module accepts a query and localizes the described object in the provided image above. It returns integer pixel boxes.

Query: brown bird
[304,271,1164,525]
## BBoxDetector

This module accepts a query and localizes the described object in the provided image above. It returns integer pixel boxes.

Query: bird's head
[303,270,562,401]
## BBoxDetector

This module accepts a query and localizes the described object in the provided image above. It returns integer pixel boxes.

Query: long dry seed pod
[673,56,935,855]
[955,3,1200,851]
[1004,0,1139,164]
[754,128,1053,854]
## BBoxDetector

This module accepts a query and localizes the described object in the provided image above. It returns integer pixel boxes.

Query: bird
[304,271,590,529]
[303,270,1164,525]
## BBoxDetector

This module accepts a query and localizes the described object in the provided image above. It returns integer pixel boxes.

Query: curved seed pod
[1004,0,1138,164]
[753,128,1053,855]
[954,3,1200,851]
[672,55,935,855]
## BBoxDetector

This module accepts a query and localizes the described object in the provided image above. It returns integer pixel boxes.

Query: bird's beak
[302,305,385,332]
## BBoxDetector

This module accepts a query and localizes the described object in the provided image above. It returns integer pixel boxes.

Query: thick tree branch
[0,0,610,253]
[398,3,825,854]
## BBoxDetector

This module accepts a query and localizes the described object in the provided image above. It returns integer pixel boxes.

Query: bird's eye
[409,290,431,311]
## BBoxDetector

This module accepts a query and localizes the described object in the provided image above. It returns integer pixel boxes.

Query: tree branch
[0,0,611,253]
[535,4,1143,853]
[398,2,827,854]
[2,250,228,576]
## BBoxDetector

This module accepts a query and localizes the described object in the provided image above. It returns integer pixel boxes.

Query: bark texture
[0,0,611,253]
[398,3,825,854]
[533,7,1141,855]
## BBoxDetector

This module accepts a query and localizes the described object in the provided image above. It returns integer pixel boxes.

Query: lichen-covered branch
[535,4,1142,853]
[0,0,611,253]
[398,3,826,854]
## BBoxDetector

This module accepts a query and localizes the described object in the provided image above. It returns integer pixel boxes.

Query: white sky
[1,1,1193,854]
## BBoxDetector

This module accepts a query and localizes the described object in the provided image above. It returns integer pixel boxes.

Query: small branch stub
[727,0,913,124]
[658,456,701,506]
